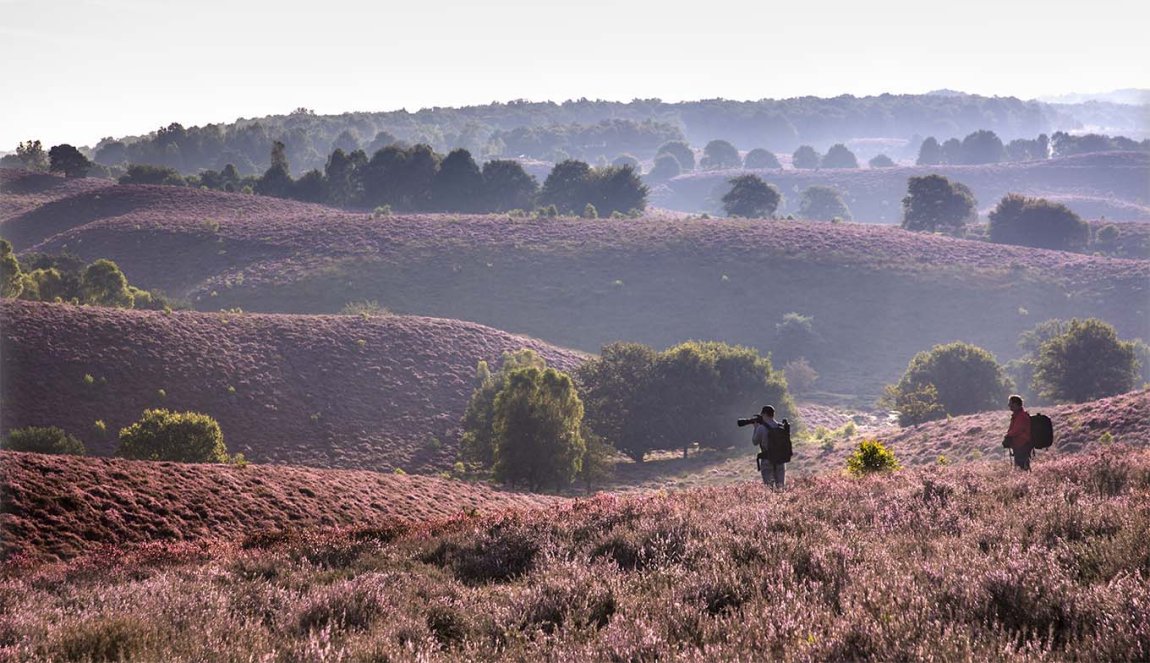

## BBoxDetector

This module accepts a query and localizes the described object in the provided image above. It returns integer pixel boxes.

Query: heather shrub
[846,439,901,476]
[3,425,86,455]
[50,615,158,662]
[117,409,229,463]
[424,526,541,584]
[292,583,381,634]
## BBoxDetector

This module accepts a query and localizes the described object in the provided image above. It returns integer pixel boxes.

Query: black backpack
[1030,413,1054,449]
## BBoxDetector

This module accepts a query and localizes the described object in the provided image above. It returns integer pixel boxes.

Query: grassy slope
[3,177,1147,400]
[0,300,585,473]
[657,151,1150,220]
[3,447,1147,660]
[0,451,557,564]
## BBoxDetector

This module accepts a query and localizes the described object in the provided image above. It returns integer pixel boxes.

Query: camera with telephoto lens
[736,415,764,427]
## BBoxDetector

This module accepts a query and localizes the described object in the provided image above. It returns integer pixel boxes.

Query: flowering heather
[1,447,1147,661]
[1,300,584,474]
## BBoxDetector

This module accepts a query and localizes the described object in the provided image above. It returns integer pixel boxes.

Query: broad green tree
[797,186,852,221]
[118,409,229,463]
[721,174,781,218]
[81,259,133,308]
[791,145,820,169]
[492,366,586,490]
[901,174,976,233]
[700,140,742,170]
[1032,319,1138,403]
[820,144,859,169]
[744,148,782,169]
[48,144,92,178]
[656,140,695,171]
[885,341,1011,425]
[988,193,1089,251]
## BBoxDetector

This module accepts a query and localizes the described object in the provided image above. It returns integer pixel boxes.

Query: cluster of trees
[916,129,1149,166]
[576,341,795,461]
[134,142,647,216]
[898,176,1092,252]
[0,140,98,178]
[882,319,1144,426]
[458,342,795,490]
[0,242,171,310]
[719,175,851,222]
[2,409,234,464]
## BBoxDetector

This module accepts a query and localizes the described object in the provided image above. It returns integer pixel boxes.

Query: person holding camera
[752,405,791,489]
[1003,394,1032,470]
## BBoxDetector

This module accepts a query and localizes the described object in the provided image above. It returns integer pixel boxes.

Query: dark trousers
[1012,444,1033,471]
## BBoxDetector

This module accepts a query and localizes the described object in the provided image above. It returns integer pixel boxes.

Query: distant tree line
[916,129,1149,166]
[6,93,1140,177]
[113,142,648,216]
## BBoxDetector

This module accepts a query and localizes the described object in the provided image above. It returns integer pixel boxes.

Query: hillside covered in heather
[656,151,1150,221]
[0,451,558,563]
[0,300,584,473]
[4,170,1145,400]
[3,446,1147,661]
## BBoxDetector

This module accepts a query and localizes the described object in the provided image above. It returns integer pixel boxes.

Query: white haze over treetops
[1,0,1146,149]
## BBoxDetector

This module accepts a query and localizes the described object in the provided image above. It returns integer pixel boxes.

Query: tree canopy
[721,174,782,218]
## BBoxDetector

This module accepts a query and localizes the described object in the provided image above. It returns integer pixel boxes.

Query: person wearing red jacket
[1004,395,1033,470]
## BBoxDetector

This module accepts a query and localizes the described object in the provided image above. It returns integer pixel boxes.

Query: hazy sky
[2,0,1146,149]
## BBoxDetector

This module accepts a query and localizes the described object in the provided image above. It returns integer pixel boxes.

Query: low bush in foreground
[2,448,1147,661]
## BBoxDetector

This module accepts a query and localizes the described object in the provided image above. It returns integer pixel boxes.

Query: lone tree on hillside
[656,140,695,171]
[117,409,230,463]
[791,145,820,169]
[647,153,682,181]
[1032,318,1138,403]
[744,148,782,169]
[868,154,896,168]
[901,174,976,233]
[797,186,852,221]
[988,194,1089,251]
[883,341,1012,426]
[700,140,742,170]
[492,366,586,490]
[820,144,859,169]
[48,144,92,178]
[916,137,942,165]
[81,259,134,308]
[721,174,782,218]
[959,129,1005,164]
[612,154,640,172]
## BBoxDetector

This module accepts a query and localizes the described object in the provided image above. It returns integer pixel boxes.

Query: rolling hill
[0,300,585,473]
[0,451,558,563]
[656,151,1150,221]
[3,173,1147,401]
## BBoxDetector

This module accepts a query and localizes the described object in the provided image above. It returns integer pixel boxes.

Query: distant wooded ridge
[32,93,1148,176]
